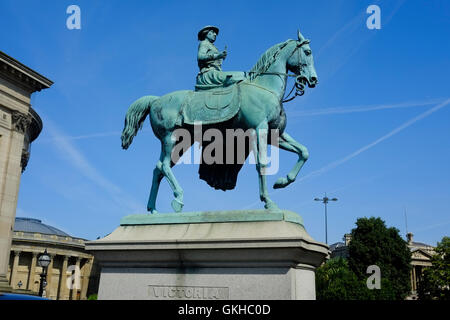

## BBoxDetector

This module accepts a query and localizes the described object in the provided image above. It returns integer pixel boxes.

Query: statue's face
[205,30,217,42]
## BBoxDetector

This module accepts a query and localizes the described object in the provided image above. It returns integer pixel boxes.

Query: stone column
[410,268,414,294]
[27,252,38,292]
[45,253,55,299]
[9,250,20,289]
[58,256,69,300]
[74,257,81,300]
[0,114,28,292]
[80,258,93,300]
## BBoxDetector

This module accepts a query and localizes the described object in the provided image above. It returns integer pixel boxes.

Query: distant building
[7,217,99,300]
[329,232,435,299]
[405,232,435,299]
[329,234,351,259]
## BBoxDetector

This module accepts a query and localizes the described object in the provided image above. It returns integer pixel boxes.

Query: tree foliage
[347,217,412,300]
[316,257,368,300]
[418,236,450,300]
[316,217,413,300]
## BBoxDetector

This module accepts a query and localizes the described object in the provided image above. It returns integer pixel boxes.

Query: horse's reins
[247,40,309,103]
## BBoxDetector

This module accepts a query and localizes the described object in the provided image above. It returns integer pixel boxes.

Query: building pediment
[411,248,433,261]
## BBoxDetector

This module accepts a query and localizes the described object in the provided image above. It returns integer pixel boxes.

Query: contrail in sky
[40,99,445,141]
[43,117,143,212]
[241,98,450,209]
[40,128,152,142]
[289,98,445,117]
[413,220,450,233]
[315,0,405,86]
[297,98,450,182]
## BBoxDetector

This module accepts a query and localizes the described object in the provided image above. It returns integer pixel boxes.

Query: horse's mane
[249,40,293,80]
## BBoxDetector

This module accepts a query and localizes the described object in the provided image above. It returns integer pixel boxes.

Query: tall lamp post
[314,194,338,245]
[37,249,51,297]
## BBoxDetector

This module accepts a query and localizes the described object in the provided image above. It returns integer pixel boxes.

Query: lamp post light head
[37,249,51,268]
[314,194,338,245]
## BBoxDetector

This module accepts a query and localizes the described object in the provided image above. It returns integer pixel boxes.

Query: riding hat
[198,25,219,40]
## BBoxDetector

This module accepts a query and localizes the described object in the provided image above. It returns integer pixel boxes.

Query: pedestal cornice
[86,210,329,269]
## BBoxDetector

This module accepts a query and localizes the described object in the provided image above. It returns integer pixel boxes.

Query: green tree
[316,257,368,300]
[418,236,450,300]
[87,293,98,300]
[347,217,412,300]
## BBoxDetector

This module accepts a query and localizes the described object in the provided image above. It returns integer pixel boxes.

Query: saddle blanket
[182,85,241,125]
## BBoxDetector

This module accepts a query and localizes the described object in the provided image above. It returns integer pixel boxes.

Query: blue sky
[1,0,449,245]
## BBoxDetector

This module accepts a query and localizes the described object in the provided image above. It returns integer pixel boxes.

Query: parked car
[0,293,49,300]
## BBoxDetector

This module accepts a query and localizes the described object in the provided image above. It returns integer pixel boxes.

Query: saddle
[182,84,241,125]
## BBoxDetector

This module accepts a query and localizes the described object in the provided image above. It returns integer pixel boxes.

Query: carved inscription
[148,285,229,300]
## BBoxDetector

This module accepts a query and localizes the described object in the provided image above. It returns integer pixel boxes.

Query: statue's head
[198,25,219,41]
[287,30,318,88]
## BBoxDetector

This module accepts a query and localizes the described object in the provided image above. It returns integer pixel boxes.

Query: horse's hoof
[264,201,279,211]
[273,177,289,189]
[171,199,184,212]
[147,206,157,214]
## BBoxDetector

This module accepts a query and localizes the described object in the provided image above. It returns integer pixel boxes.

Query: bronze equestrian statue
[121,28,318,213]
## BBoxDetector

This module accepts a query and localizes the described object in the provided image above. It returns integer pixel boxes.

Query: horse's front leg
[273,132,309,189]
[252,122,279,210]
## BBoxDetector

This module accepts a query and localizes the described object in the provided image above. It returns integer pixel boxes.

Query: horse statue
[121,30,318,213]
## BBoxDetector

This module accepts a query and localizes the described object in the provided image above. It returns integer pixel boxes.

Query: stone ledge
[120,209,303,227]
[86,212,329,269]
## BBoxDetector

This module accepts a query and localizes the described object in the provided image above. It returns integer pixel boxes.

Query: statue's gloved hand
[216,50,227,60]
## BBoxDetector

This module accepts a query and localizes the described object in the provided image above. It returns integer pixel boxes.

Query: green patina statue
[121,28,318,213]
[195,25,245,90]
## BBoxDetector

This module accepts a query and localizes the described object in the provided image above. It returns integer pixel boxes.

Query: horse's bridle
[247,40,310,103]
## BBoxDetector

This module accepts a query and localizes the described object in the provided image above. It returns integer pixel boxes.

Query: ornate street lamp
[37,249,51,297]
[314,193,338,245]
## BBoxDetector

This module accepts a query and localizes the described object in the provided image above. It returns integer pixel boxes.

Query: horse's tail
[121,95,159,149]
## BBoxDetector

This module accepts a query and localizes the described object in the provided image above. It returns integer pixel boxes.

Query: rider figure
[196,25,245,91]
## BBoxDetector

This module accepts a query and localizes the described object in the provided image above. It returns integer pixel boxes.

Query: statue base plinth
[85,209,328,300]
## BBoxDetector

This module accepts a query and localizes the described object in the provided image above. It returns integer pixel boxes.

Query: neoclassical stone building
[7,217,97,300]
[406,232,435,299]
[0,51,52,292]
[330,232,436,299]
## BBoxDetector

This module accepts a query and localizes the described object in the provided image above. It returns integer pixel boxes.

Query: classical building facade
[330,232,436,299]
[0,51,52,292]
[7,217,97,300]
[406,232,435,299]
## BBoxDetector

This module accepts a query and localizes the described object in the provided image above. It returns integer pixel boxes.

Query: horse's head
[287,30,318,89]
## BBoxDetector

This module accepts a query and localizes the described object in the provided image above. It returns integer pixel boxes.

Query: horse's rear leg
[147,165,163,213]
[273,132,309,189]
[147,131,192,213]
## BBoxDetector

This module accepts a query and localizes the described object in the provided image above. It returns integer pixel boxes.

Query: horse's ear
[297,29,305,42]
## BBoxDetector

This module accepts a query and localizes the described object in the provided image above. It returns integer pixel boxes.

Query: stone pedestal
[85,210,328,300]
